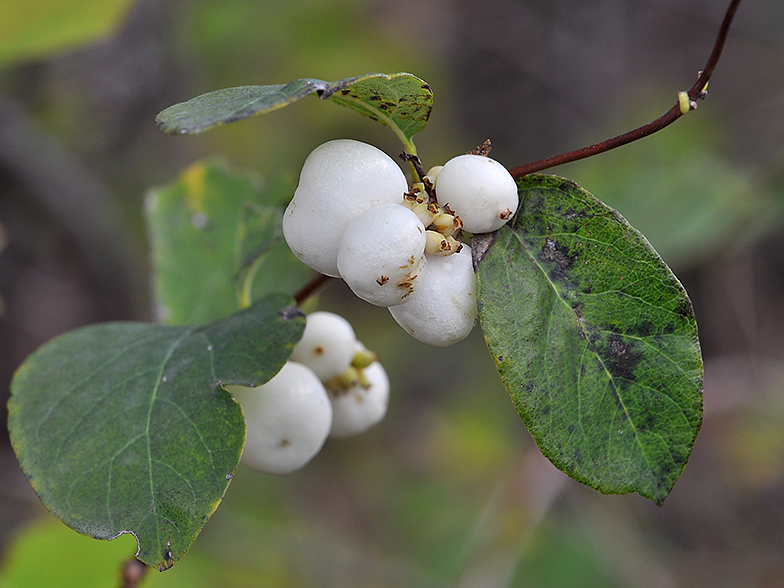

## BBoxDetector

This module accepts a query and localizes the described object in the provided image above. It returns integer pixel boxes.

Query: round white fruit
[282,139,409,277]
[389,244,477,346]
[337,203,427,307]
[290,311,357,381]
[329,361,390,438]
[228,362,332,475]
[435,154,518,234]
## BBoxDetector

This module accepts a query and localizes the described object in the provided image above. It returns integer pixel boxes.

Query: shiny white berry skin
[329,361,390,439]
[389,244,477,346]
[290,311,357,381]
[337,203,427,307]
[228,362,332,475]
[282,139,409,277]
[435,154,519,234]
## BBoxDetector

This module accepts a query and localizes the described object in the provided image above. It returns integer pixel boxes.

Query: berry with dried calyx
[327,361,390,438]
[337,203,427,307]
[434,153,518,234]
[430,211,461,238]
[424,230,460,256]
[389,244,477,346]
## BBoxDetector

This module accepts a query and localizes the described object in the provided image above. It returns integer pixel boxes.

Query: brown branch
[294,273,333,306]
[119,558,147,588]
[508,0,743,179]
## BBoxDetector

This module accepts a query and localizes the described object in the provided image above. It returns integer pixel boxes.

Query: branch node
[696,71,710,96]
[678,92,691,115]
[678,91,698,115]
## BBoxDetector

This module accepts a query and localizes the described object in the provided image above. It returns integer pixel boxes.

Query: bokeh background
[2,0,784,586]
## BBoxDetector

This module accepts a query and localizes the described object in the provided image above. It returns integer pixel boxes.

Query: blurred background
[2,0,784,586]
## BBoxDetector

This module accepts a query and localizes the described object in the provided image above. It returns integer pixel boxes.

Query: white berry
[337,203,427,307]
[282,139,409,277]
[329,361,390,438]
[389,244,477,346]
[228,362,332,475]
[435,154,518,233]
[290,311,356,381]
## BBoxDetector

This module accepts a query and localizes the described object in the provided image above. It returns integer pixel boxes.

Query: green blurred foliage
[145,159,309,325]
[510,522,622,588]
[0,0,135,67]
[181,0,447,179]
[565,107,783,270]
[0,517,140,588]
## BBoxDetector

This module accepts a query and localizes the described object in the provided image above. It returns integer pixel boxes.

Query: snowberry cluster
[282,139,519,346]
[227,311,389,475]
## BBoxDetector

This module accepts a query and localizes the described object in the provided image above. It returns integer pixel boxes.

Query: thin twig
[293,273,333,306]
[508,0,743,179]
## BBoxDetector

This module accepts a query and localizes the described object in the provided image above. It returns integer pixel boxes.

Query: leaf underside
[8,295,305,570]
[474,174,703,505]
[154,72,432,141]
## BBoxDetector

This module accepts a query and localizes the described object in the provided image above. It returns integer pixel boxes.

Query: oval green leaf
[473,174,703,505]
[155,78,328,135]
[155,73,432,148]
[8,295,305,570]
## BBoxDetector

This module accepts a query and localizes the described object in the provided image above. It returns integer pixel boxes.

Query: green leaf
[155,73,432,150]
[474,174,703,505]
[324,73,433,148]
[7,295,305,570]
[145,159,310,326]
[154,78,328,135]
[0,0,135,67]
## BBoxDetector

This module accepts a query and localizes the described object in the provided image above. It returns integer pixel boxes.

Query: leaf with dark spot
[155,73,432,143]
[474,174,703,505]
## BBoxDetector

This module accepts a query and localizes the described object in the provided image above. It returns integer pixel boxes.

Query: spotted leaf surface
[474,174,703,504]
[155,73,432,143]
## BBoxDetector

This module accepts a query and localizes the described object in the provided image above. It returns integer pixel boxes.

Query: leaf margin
[154,72,433,149]
[7,294,305,570]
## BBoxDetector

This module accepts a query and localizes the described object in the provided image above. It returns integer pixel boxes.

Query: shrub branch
[508,0,743,178]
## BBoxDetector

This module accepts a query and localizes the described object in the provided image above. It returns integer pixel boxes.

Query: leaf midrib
[511,228,653,475]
